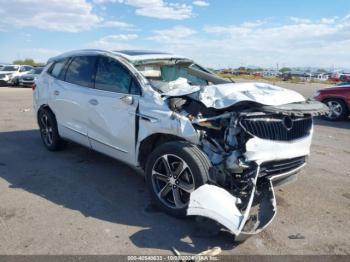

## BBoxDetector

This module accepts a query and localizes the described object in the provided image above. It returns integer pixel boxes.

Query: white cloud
[148,15,350,68]
[290,17,312,24]
[148,26,196,42]
[0,0,133,32]
[193,1,209,7]
[94,0,193,20]
[98,20,134,29]
[89,34,138,49]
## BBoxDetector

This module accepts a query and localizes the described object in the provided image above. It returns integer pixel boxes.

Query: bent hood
[196,82,305,109]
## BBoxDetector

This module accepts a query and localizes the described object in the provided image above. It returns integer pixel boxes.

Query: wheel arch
[322,97,350,111]
[138,133,187,170]
[37,104,56,125]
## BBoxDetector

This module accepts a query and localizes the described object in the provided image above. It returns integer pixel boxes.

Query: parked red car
[314,84,350,121]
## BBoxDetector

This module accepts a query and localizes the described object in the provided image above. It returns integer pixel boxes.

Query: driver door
[87,55,141,165]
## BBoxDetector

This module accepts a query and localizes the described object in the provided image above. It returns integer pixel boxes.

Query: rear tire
[323,99,348,121]
[145,141,212,217]
[38,108,66,151]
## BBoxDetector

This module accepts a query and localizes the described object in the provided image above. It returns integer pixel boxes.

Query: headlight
[313,91,321,98]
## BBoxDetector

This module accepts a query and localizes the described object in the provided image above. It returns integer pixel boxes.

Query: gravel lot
[0,82,349,255]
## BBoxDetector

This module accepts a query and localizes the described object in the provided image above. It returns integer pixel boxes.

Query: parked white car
[0,64,33,86]
[19,67,44,87]
[33,50,327,240]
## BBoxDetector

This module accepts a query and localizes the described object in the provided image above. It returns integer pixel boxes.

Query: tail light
[32,84,36,91]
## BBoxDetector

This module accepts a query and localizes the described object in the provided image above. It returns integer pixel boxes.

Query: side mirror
[120,95,133,105]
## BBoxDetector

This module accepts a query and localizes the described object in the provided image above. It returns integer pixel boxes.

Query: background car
[19,67,44,87]
[9,65,33,86]
[0,65,33,86]
[314,85,350,121]
[0,65,20,85]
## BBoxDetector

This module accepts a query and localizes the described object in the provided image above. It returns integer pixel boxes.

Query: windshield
[1,66,18,71]
[133,59,214,93]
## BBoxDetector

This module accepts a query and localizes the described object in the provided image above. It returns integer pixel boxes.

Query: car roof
[48,49,188,63]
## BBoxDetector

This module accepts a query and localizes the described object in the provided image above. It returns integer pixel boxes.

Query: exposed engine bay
[135,58,329,238]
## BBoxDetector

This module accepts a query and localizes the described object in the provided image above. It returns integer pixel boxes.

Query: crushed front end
[173,97,327,239]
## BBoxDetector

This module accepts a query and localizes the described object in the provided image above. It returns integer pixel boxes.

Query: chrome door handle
[89,99,98,106]
[120,95,133,105]
[54,90,60,96]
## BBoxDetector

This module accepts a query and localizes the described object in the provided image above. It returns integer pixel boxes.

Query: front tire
[323,99,348,121]
[38,108,65,151]
[145,141,212,217]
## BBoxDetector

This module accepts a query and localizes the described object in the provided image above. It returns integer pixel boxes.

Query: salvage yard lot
[0,83,349,255]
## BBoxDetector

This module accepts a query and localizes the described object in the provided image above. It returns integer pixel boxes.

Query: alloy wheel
[151,154,195,209]
[326,100,343,119]
[40,114,54,146]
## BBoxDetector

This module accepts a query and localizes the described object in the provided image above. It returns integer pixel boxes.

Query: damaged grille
[259,156,306,177]
[240,115,312,141]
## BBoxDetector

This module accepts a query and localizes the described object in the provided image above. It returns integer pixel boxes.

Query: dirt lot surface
[0,82,349,255]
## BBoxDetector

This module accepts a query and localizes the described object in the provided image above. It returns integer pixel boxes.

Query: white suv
[0,64,33,85]
[33,50,327,239]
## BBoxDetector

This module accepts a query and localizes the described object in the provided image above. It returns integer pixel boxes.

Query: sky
[0,0,350,69]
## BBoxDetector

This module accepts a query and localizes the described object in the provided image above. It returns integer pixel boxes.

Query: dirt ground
[0,82,349,255]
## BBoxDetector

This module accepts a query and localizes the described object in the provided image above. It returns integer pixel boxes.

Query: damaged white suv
[33,50,327,240]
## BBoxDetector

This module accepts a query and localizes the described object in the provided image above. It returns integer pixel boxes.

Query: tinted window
[51,60,67,79]
[2,66,18,71]
[65,56,96,88]
[33,67,43,74]
[95,56,137,94]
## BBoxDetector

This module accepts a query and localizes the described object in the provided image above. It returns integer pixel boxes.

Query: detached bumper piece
[187,166,278,240]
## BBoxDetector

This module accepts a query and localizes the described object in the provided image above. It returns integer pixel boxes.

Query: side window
[51,59,68,79]
[65,56,96,88]
[95,56,138,94]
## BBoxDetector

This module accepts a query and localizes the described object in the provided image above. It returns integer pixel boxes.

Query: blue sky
[1,0,350,68]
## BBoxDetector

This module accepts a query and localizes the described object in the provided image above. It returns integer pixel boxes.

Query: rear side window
[50,59,68,79]
[65,56,96,88]
[95,56,138,94]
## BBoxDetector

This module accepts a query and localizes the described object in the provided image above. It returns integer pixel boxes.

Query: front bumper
[187,132,312,239]
[244,131,313,164]
[19,79,35,86]
[187,161,305,240]
[0,76,11,85]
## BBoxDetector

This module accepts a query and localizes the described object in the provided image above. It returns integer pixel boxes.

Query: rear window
[65,56,96,88]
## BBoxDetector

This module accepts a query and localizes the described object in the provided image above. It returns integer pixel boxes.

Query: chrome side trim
[62,124,128,153]
[61,124,87,136]
[89,137,128,153]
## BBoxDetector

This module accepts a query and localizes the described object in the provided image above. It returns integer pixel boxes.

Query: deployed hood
[163,81,306,109]
[195,82,305,109]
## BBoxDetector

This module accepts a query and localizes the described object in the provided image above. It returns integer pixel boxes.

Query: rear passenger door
[49,56,97,147]
[87,55,141,164]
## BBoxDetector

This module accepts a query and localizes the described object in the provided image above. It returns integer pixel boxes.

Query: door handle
[120,95,133,105]
[89,99,99,106]
[54,90,60,96]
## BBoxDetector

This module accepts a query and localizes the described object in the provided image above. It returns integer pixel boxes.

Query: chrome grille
[240,115,312,141]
